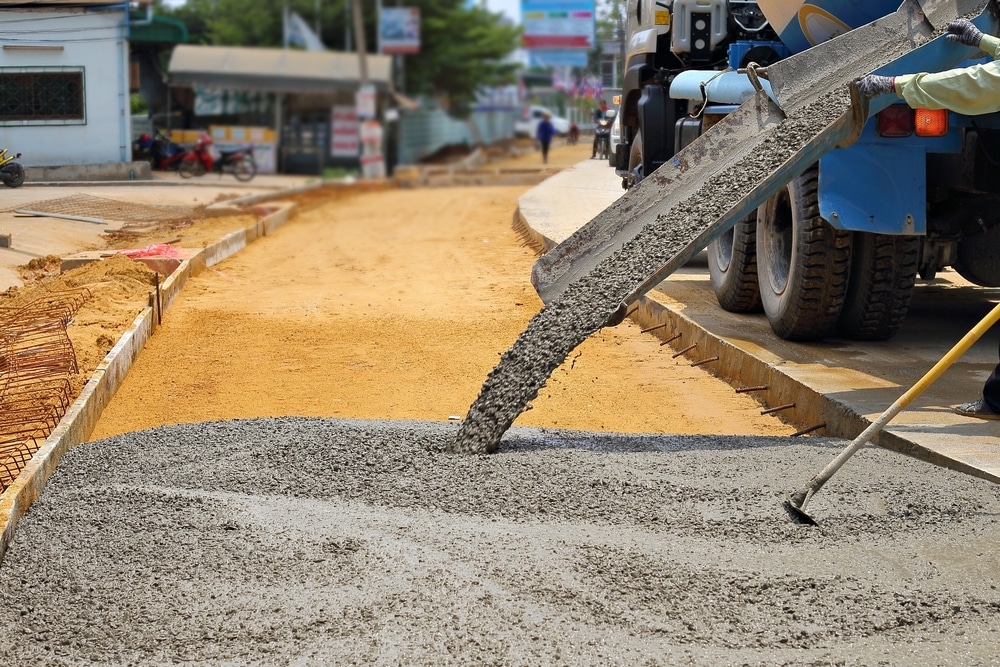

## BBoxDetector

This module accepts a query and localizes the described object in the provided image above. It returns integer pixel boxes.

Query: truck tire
[626,129,645,188]
[837,232,919,340]
[707,212,762,312]
[756,166,852,341]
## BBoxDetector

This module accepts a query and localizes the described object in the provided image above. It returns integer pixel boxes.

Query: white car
[609,109,623,170]
[514,105,571,138]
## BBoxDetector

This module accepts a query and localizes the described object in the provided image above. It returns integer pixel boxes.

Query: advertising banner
[521,0,595,50]
[380,7,420,55]
[331,106,359,158]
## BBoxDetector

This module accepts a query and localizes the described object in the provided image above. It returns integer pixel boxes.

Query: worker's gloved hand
[946,18,983,47]
[855,75,895,98]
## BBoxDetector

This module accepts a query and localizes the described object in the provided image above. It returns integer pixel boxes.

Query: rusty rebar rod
[659,333,681,347]
[791,423,826,437]
[761,403,795,415]
[672,343,697,359]
[691,356,719,367]
[641,322,670,334]
[735,385,768,393]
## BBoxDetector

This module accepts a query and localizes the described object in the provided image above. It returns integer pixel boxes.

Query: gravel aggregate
[2,417,1000,665]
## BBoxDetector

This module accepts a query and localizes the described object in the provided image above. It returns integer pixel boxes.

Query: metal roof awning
[130,15,187,44]
[168,44,393,95]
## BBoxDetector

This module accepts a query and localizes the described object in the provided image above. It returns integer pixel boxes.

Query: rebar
[659,333,682,346]
[672,344,697,359]
[791,423,826,437]
[735,385,768,393]
[691,356,719,367]
[761,403,795,415]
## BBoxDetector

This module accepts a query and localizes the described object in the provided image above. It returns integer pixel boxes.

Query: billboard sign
[521,0,595,50]
[380,7,420,54]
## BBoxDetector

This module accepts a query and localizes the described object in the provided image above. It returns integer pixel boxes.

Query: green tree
[156,0,521,118]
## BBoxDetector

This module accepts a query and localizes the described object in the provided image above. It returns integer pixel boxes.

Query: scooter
[592,118,612,161]
[178,133,256,182]
[134,132,187,171]
[0,148,25,188]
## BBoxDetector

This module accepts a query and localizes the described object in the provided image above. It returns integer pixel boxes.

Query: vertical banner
[331,106,359,158]
[379,7,420,54]
[359,120,385,179]
[356,84,377,120]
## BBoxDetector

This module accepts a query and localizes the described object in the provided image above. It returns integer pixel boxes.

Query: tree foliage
[156,0,521,118]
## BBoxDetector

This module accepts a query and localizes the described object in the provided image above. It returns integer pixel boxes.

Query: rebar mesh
[0,288,89,492]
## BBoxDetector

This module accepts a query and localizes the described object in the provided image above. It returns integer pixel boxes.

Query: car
[514,105,571,138]
[609,109,622,169]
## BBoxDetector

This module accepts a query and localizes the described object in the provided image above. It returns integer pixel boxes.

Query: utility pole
[351,0,368,86]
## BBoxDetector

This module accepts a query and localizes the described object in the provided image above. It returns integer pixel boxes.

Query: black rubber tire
[837,232,919,341]
[626,129,644,189]
[707,212,762,313]
[232,156,256,182]
[756,166,852,341]
[178,159,201,178]
[3,163,24,188]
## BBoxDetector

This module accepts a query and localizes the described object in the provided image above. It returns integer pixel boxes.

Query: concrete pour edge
[0,197,303,563]
[511,208,1000,488]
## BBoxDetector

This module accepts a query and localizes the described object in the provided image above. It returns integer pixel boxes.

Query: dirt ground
[85,141,795,441]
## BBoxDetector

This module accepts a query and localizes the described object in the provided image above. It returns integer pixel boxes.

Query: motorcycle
[133,132,187,171]
[178,133,256,182]
[592,118,612,161]
[0,148,25,188]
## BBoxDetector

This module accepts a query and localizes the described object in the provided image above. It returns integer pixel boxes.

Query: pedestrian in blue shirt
[536,112,556,164]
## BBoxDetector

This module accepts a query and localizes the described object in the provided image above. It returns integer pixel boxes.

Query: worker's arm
[856,19,1000,113]
[981,34,1000,60]
[891,20,1000,115]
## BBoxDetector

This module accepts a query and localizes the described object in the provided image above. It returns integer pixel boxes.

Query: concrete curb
[0,198,300,562]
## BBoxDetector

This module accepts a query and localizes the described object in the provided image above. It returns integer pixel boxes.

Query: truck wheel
[756,166,852,341]
[626,130,644,188]
[837,232,919,340]
[707,212,762,312]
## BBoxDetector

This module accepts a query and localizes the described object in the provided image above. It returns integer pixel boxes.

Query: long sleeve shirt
[895,34,1000,115]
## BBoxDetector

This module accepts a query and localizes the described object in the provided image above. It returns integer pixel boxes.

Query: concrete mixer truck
[615,0,1000,341]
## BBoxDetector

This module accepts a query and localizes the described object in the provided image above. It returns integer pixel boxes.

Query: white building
[0,0,142,167]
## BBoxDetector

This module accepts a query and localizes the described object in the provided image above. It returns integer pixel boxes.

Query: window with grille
[0,68,85,124]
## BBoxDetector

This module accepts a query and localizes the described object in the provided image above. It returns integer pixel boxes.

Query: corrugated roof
[168,44,392,94]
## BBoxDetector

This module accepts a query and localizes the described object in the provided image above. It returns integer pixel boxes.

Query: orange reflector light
[915,108,948,137]
[877,105,913,137]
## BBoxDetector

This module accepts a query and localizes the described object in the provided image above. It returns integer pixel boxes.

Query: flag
[284,10,326,51]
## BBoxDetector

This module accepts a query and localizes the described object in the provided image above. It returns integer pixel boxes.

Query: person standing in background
[536,111,555,164]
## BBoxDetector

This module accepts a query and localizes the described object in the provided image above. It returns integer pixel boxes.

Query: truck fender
[818,143,926,235]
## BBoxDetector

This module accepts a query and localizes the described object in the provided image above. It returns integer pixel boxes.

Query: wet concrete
[2,417,1000,665]
[455,94,851,453]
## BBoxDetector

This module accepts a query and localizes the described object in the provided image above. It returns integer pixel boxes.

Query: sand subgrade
[2,418,1000,665]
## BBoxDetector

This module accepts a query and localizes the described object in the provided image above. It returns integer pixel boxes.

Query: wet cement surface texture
[2,418,1000,665]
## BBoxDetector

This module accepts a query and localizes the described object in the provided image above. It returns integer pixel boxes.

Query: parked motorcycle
[0,148,25,188]
[592,118,612,161]
[178,133,256,182]
[133,132,187,171]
